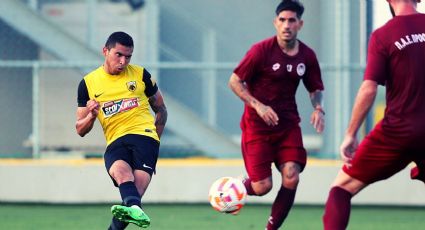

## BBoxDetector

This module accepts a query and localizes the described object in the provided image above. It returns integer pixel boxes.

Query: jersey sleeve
[77,79,89,107]
[364,32,387,85]
[303,49,324,92]
[142,69,158,97]
[233,44,262,82]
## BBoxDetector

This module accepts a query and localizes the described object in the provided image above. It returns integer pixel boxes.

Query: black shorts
[104,134,160,186]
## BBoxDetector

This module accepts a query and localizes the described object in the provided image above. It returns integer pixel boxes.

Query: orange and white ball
[208,177,247,214]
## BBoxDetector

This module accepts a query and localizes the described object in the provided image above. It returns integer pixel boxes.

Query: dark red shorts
[343,123,425,184]
[241,125,306,182]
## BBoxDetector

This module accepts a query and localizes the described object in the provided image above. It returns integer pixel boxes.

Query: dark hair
[275,0,305,18]
[105,31,134,49]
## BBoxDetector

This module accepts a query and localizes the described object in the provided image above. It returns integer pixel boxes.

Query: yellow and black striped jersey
[77,64,159,145]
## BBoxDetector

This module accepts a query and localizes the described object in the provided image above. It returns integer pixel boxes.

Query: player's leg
[111,170,153,227]
[109,165,152,228]
[109,160,139,206]
[240,131,256,195]
[249,177,273,195]
[241,131,274,196]
[111,134,159,228]
[265,161,301,230]
[104,137,143,229]
[109,160,151,228]
[111,178,151,228]
[323,170,366,230]
[266,126,306,230]
[133,170,151,197]
[323,126,410,230]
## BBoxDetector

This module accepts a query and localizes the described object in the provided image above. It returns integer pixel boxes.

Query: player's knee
[252,180,273,196]
[110,168,134,185]
[255,185,272,196]
[280,162,302,189]
[109,160,134,185]
[282,173,299,189]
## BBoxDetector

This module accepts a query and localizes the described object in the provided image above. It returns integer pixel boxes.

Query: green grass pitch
[0,203,423,229]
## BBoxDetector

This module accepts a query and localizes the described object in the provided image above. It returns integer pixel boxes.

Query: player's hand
[86,99,100,119]
[340,135,358,167]
[256,104,279,126]
[310,109,324,133]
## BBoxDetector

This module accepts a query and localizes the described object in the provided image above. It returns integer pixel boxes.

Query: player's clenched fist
[86,99,100,119]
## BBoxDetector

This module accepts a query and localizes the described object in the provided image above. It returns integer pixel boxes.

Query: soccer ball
[208,177,247,214]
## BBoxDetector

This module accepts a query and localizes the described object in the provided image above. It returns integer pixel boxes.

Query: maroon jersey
[234,36,324,133]
[364,13,425,144]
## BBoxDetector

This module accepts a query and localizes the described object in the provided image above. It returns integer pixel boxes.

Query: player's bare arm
[76,99,99,137]
[228,73,279,126]
[340,80,377,164]
[148,90,167,138]
[309,89,325,133]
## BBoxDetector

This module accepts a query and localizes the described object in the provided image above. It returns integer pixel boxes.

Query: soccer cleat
[111,205,151,228]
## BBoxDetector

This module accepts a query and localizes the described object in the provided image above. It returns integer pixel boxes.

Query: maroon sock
[266,186,296,230]
[243,177,256,195]
[323,186,352,230]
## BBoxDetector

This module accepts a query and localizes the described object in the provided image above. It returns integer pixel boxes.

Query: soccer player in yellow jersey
[76,31,167,229]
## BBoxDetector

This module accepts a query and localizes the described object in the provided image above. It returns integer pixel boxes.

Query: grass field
[0,203,424,230]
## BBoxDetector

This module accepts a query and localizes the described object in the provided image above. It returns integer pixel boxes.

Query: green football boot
[111,205,150,228]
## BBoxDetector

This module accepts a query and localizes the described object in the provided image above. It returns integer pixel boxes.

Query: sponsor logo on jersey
[127,81,137,92]
[94,92,104,98]
[272,63,281,71]
[296,63,306,77]
[102,98,139,117]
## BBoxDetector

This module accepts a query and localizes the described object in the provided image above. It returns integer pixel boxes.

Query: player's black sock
[119,181,141,207]
[108,216,129,230]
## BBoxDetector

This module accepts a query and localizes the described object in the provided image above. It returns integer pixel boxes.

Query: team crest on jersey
[127,81,137,92]
[286,64,293,72]
[296,63,306,77]
[272,63,281,71]
[102,98,139,118]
